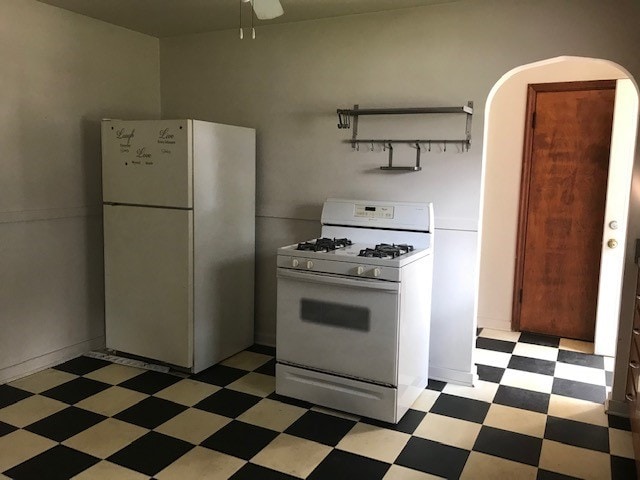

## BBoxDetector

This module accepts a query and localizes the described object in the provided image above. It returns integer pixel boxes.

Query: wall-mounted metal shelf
[336,102,473,171]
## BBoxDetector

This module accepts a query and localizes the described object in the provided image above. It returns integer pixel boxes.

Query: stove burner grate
[296,237,353,252]
[358,243,414,258]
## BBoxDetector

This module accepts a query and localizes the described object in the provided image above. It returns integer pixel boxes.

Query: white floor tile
[413,413,481,450]
[461,451,537,480]
[609,428,635,459]
[500,369,553,394]
[442,379,498,403]
[547,394,608,427]
[336,423,410,463]
[474,348,511,368]
[554,362,606,386]
[512,343,559,362]
[483,404,547,438]
[538,440,611,480]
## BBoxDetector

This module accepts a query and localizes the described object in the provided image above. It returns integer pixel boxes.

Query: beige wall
[0,0,160,382]
[160,0,640,378]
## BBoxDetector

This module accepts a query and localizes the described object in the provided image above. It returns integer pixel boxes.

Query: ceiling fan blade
[251,0,284,20]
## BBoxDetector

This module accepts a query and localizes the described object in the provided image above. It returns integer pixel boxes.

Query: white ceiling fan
[243,0,284,20]
[240,0,284,38]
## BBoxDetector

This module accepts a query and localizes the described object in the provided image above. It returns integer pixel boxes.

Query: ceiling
[36,0,460,38]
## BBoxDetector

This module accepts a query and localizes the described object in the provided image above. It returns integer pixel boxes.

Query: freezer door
[104,205,193,368]
[102,120,192,208]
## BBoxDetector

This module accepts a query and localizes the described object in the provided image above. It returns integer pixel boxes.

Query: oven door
[276,268,400,386]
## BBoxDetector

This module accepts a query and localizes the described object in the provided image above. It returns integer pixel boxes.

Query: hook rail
[337,102,474,171]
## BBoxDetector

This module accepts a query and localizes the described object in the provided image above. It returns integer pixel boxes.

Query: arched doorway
[474,56,639,411]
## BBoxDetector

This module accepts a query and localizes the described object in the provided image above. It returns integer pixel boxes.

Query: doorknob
[607,239,618,249]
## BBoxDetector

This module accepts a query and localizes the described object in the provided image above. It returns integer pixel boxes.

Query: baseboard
[477,316,511,331]
[429,364,478,387]
[606,393,630,418]
[254,331,276,348]
[0,336,105,384]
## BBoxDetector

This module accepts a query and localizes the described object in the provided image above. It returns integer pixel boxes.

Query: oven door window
[300,299,370,332]
[277,269,400,386]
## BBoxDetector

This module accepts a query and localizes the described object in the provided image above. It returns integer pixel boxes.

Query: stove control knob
[373,268,381,277]
[306,260,314,269]
[357,266,364,275]
[292,259,299,268]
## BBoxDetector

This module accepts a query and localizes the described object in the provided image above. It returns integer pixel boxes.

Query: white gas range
[275,198,434,423]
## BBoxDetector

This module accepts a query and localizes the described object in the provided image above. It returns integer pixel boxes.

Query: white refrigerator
[101,119,255,373]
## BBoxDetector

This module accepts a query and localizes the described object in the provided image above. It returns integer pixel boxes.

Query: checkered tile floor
[0,329,636,479]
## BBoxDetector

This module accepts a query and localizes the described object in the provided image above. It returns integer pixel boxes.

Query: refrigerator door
[104,204,193,368]
[102,119,193,208]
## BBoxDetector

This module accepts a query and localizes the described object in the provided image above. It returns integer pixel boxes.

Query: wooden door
[513,80,616,341]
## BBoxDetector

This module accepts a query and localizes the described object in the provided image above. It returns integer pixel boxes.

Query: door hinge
[518,289,523,303]
[531,111,536,129]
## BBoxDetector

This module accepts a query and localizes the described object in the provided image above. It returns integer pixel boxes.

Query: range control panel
[354,204,394,219]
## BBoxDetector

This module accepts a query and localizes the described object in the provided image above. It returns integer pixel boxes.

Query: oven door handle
[277,268,400,292]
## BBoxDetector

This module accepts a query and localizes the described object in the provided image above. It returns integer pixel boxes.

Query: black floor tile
[285,411,356,446]
[191,365,249,387]
[0,384,32,409]
[25,406,105,442]
[267,392,313,409]
[493,385,550,414]
[255,358,276,376]
[507,355,556,376]
[611,454,638,480]
[107,431,193,476]
[41,377,110,404]
[362,409,426,434]
[552,377,606,404]
[429,393,490,423]
[195,388,262,418]
[557,349,604,369]
[426,379,447,391]
[53,356,111,375]
[476,364,505,383]
[473,425,542,466]
[4,445,99,480]
[537,469,581,479]
[308,449,390,480]
[0,420,17,437]
[395,436,469,478]
[544,416,609,452]
[118,370,181,394]
[606,370,613,387]
[608,414,632,431]
[230,463,298,480]
[114,396,187,429]
[201,420,278,460]
[519,332,560,348]
[247,344,276,356]
[476,337,516,353]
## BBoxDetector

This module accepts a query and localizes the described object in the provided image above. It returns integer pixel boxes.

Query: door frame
[512,79,617,334]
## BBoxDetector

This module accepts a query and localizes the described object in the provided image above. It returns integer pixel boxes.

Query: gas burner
[296,237,353,252]
[358,243,414,258]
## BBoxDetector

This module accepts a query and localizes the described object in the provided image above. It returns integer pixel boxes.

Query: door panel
[276,269,400,386]
[515,81,615,340]
[104,205,193,367]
